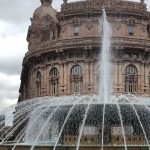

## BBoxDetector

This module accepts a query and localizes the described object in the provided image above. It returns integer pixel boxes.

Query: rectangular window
[52,30,56,39]
[74,26,80,36]
[50,30,56,40]
[37,85,41,96]
[71,81,82,94]
[147,25,150,38]
[50,81,57,95]
[69,53,74,58]
[77,53,83,58]
[125,77,137,93]
[128,25,133,36]
[73,81,80,93]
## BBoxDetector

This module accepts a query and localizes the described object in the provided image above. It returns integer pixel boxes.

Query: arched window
[50,68,59,76]
[36,71,42,96]
[49,68,59,96]
[125,65,138,93]
[71,65,82,76]
[70,65,83,94]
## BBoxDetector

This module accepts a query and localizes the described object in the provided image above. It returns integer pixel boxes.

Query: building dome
[33,0,58,22]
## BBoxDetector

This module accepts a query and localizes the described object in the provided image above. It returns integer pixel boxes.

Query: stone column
[33,70,37,97]
[64,63,68,95]
[90,61,94,93]
[139,63,144,94]
[84,61,89,94]
[143,63,149,95]
[42,67,44,96]
[113,62,118,94]
[31,70,34,98]
[144,63,149,95]
[118,62,123,94]
[147,64,150,96]
[59,63,64,95]
[47,66,50,96]
[43,66,48,96]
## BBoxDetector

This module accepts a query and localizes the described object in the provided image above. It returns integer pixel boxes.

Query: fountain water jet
[53,97,81,150]
[116,102,127,150]
[76,97,94,150]
[100,9,112,150]
[99,9,112,103]
[30,105,60,150]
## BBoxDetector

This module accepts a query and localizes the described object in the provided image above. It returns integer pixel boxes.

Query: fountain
[0,9,150,150]
[99,9,112,102]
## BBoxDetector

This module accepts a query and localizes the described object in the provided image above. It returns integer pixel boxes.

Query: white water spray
[99,9,112,103]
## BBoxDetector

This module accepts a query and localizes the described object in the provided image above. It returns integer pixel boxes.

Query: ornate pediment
[42,14,57,28]
[72,18,81,26]
[128,16,136,26]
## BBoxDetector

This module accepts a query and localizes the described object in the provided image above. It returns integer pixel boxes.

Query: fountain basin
[0,145,149,150]
[1,95,150,149]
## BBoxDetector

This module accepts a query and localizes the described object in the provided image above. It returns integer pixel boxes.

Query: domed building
[1,1,150,149]
[19,0,150,101]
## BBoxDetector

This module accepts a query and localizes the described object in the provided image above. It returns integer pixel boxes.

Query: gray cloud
[0,0,148,24]
[0,28,27,75]
[0,0,69,77]
[0,90,18,100]
[0,22,29,36]
[0,99,17,110]
[0,0,64,24]
[0,73,19,108]
[0,0,40,24]
[0,58,22,75]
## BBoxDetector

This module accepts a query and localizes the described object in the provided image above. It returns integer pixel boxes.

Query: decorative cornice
[59,0,147,18]
[28,37,150,52]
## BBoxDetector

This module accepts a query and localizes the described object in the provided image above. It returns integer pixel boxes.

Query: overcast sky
[0,0,149,109]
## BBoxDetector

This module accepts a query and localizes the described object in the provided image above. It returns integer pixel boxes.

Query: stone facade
[19,0,150,101]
